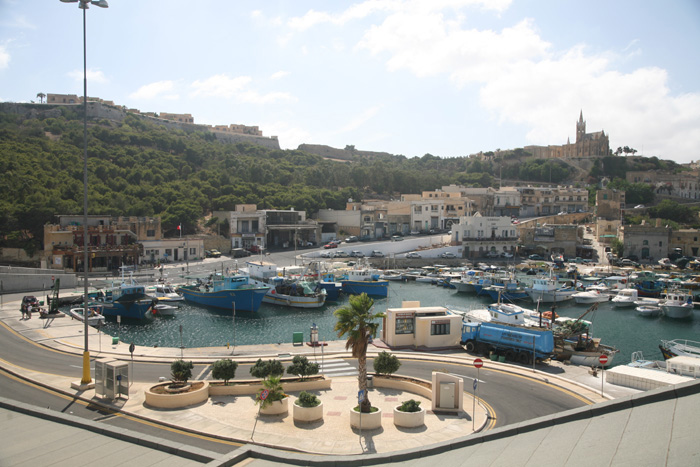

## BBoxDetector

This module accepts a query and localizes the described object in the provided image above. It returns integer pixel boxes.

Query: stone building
[524,111,609,160]
[452,214,518,258]
[518,223,580,259]
[669,229,700,258]
[620,221,671,261]
[627,170,700,201]
[516,186,588,217]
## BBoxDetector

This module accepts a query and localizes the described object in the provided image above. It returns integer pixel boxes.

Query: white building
[451,213,518,259]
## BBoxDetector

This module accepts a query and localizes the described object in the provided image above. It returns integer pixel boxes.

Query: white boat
[572,289,610,304]
[659,289,694,319]
[147,284,184,302]
[153,303,177,316]
[611,288,639,307]
[454,270,487,293]
[525,273,576,303]
[379,271,404,281]
[636,305,661,317]
[67,305,106,326]
[659,339,700,360]
[451,302,541,327]
[246,262,327,308]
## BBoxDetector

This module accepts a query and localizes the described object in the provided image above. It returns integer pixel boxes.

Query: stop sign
[473,358,483,369]
[599,354,609,365]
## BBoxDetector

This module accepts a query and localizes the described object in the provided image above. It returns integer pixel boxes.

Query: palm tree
[36,92,46,104]
[333,293,385,413]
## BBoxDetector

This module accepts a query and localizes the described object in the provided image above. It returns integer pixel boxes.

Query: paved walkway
[0,293,640,456]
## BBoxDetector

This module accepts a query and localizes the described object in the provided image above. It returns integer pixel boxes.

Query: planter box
[372,375,432,399]
[350,407,382,430]
[145,381,209,409]
[260,397,288,415]
[208,376,331,396]
[393,406,425,428]
[293,400,324,422]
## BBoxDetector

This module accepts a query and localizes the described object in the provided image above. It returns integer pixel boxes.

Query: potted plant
[334,293,385,429]
[287,356,319,381]
[394,399,425,428]
[255,375,288,415]
[292,390,323,422]
[168,359,194,392]
[211,358,238,385]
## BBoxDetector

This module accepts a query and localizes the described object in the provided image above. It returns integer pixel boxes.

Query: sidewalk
[0,294,639,456]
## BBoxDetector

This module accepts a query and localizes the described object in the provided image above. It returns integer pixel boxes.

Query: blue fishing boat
[483,283,529,301]
[177,274,270,311]
[340,261,388,297]
[95,281,157,320]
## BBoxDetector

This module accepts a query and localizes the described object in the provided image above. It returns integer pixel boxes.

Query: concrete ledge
[350,407,382,430]
[373,375,432,399]
[259,397,289,415]
[208,376,331,396]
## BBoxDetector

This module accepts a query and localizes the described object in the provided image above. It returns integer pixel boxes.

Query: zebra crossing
[314,358,358,378]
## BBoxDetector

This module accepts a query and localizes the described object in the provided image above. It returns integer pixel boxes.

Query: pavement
[0,289,643,459]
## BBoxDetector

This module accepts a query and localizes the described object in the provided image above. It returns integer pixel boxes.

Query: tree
[373,351,401,375]
[211,359,238,385]
[286,355,319,381]
[170,359,193,386]
[611,238,624,259]
[249,358,284,379]
[333,293,385,413]
[36,92,46,104]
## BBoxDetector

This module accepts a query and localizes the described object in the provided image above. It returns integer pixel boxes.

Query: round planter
[393,406,425,428]
[350,407,382,430]
[259,397,289,415]
[144,381,209,409]
[293,400,324,423]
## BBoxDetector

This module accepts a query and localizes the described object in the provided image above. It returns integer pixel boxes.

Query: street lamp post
[60,0,109,386]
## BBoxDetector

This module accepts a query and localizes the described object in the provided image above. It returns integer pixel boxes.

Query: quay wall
[0,266,78,295]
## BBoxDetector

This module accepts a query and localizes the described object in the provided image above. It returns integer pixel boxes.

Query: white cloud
[67,68,108,84]
[262,120,313,150]
[0,45,9,69]
[129,80,178,100]
[190,74,296,104]
[270,71,290,80]
[338,106,382,133]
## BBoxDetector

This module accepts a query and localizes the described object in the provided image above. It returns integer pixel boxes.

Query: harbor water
[93,280,700,366]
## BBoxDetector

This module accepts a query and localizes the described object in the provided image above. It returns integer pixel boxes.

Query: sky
[1,0,700,163]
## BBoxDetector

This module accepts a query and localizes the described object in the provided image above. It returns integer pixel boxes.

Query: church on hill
[525,111,610,159]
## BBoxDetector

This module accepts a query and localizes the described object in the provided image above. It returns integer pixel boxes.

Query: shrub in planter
[170,359,194,387]
[250,358,284,379]
[397,399,421,412]
[373,351,401,375]
[287,356,319,381]
[211,359,238,385]
[255,375,287,409]
[296,391,320,408]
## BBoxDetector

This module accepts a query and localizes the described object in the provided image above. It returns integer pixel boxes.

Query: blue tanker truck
[460,321,555,364]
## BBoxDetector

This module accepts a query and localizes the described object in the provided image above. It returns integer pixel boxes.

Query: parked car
[528,254,545,261]
[345,236,359,243]
[619,258,640,267]
[248,245,263,254]
[500,252,514,258]
[206,249,222,258]
[391,235,404,242]
[405,252,421,259]
[625,255,639,262]
[409,230,420,236]
[323,242,338,249]
[350,250,364,258]
[231,248,251,258]
[319,251,332,258]
[332,251,349,258]
[485,251,499,258]
[440,252,456,259]
[634,204,645,209]
[370,250,385,258]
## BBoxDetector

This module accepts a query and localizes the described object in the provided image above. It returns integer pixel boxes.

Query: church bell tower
[576,110,586,143]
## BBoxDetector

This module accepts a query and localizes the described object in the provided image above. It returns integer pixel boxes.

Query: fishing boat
[552,304,618,367]
[146,284,184,302]
[246,262,327,308]
[659,289,694,319]
[636,305,661,317]
[525,272,576,303]
[66,305,106,326]
[177,274,269,312]
[659,339,700,360]
[482,282,529,301]
[94,274,157,320]
[454,270,487,293]
[380,270,405,281]
[611,288,639,307]
[340,260,388,297]
[572,289,610,304]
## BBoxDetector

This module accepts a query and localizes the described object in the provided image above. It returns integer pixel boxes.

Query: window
[395,317,414,335]
[431,321,450,335]
[189,248,196,255]
[146,229,155,237]
[643,240,649,245]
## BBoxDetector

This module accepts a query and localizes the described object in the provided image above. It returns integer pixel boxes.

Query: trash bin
[498,355,506,363]
[367,375,373,388]
[489,353,499,362]
[112,337,119,345]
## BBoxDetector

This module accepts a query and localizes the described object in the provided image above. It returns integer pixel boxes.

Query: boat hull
[341,280,388,297]
[318,281,342,301]
[526,289,575,303]
[636,305,660,317]
[660,304,693,319]
[263,291,326,308]
[178,286,268,311]
[100,299,155,320]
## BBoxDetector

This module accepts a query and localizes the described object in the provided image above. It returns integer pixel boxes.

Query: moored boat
[659,339,700,360]
[153,303,178,316]
[246,262,327,308]
[659,289,694,319]
[177,274,269,311]
[525,272,576,303]
[340,260,388,297]
[636,305,661,317]
[611,288,639,307]
[572,289,610,304]
[94,276,157,320]
[67,305,106,326]
[146,284,184,302]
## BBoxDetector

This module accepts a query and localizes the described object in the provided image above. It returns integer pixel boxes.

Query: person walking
[26,304,32,320]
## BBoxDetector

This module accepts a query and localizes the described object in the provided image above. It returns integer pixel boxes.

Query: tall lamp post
[60,0,109,386]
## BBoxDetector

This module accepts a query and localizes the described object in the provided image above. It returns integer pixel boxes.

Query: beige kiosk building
[382,301,463,349]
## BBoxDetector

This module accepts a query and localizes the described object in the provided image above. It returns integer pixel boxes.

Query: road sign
[599,354,609,365]
[473,358,483,369]
[260,389,269,400]
[473,379,477,390]
[129,342,135,355]
[358,389,365,404]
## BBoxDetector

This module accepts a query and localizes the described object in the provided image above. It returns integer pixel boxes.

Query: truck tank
[461,321,554,364]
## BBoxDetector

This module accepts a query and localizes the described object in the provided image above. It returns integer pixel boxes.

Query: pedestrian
[26,304,32,320]
[20,304,26,320]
